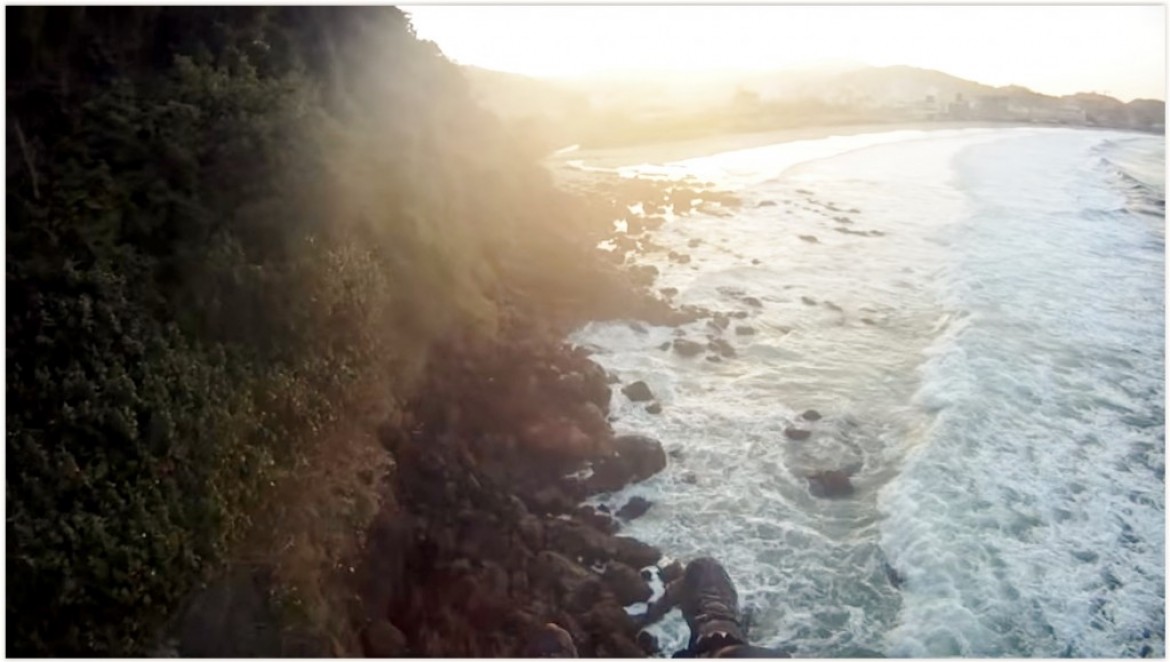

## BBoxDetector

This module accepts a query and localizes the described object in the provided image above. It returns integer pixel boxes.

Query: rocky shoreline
[352,175,753,657]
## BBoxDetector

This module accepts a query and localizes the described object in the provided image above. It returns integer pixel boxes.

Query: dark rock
[784,427,811,441]
[707,315,730,331]
[706,355,722,363]
[616,496,653,521]
[659,287,679,298]
[869,230,885,237]
[585,435,667,494]
[707,338,736,358]
[801,409,822,421]
[667,447,684,460]
[801,296,817,306]
[611,536,662,568]
[676,254,692,265]
[735,325,756,336]
[622,380,654,402]
[883,562,903,588]
[658,341,672,351]
[645,402,662,415]
[603,562,652,605]
[673,338,705,357]
[751,258,761,265]
[518,514,544,550]
[613,435,667,481]
[717,286,746,297]
[628,264,659,287]
[577,506,619,534]
[525,485,574,514]
[660,559,685,583]
[363,621,408,657]
[808,470,855,498]
[681,472,698,485]
[637,631,660,655]
[798,235,819,243]
[742,296,763,308]
[687,238,702,248]
[731,311,749,319]
[860,318,877,326]
[824,301,843,312]
[796,188,813,195]
[626,320,649,333]
[543,522,613,566]
[606,371,621,384]
[756,200,777,207]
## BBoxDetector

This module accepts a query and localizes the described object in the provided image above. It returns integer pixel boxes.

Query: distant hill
[460,63,1165,150]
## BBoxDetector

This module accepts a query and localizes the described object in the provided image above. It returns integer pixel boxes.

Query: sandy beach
[545,120,1034,175]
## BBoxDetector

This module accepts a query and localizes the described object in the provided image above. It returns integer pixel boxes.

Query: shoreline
[546,120,1049,173]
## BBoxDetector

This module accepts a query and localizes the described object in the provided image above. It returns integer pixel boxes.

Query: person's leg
[712,643,792,658]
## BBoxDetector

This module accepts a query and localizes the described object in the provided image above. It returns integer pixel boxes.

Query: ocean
[567,127,1165,657]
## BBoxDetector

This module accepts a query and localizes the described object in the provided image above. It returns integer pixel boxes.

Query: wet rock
[860,318,877,326]
[659,287,679,298]
[637,631,660,655]
[784,427,811,441]
[869,230,885,237]
[606,372,621,384]
[658,341,672,351]
[707,315,730,331]
[673,338,705,357]
[742,296,763,308]
[627,320,649,333]
[798,235,819,243]
[735,325,756,336]
[796,188,813,195]
[808,470,855,498]
[363,621,408,657]
[688,238,703,248]
[611,536,662,568]
[628,264,659,287]
[848,208,861,214]
[833,216,853,224]
[613,435,667,481]
[645,402,663,415]
[667,447,683,460]
[622,380,654,402]
[660,559,685,584]
[717,286,746,297]
[801,409,822,421]
[801,296,817,306]
[576,505,618,533]
[751,258,761,265]
[616,496,653,521]
[883,562,903,588]
[756,200,777,207]
[824,301,843,312]
[707,338,736,358]
[603,562,653,605]
[681,472,698,485]
[730,311,750,319]
[706,355,722,363]
[585,435,667,494]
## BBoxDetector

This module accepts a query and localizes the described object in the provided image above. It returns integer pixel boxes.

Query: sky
[405,5,1166,101]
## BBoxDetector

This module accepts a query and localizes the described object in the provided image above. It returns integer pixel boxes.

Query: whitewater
[568,127,1165,657]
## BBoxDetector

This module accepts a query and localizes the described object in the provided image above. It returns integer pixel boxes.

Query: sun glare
[406,5,1165,101]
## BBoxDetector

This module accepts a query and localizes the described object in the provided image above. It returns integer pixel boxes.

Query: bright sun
[404,5,1166,101]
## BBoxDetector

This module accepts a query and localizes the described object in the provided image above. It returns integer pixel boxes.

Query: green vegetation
[6,7,622,655]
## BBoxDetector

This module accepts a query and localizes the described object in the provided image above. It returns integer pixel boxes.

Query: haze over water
[570,127,1165,657]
